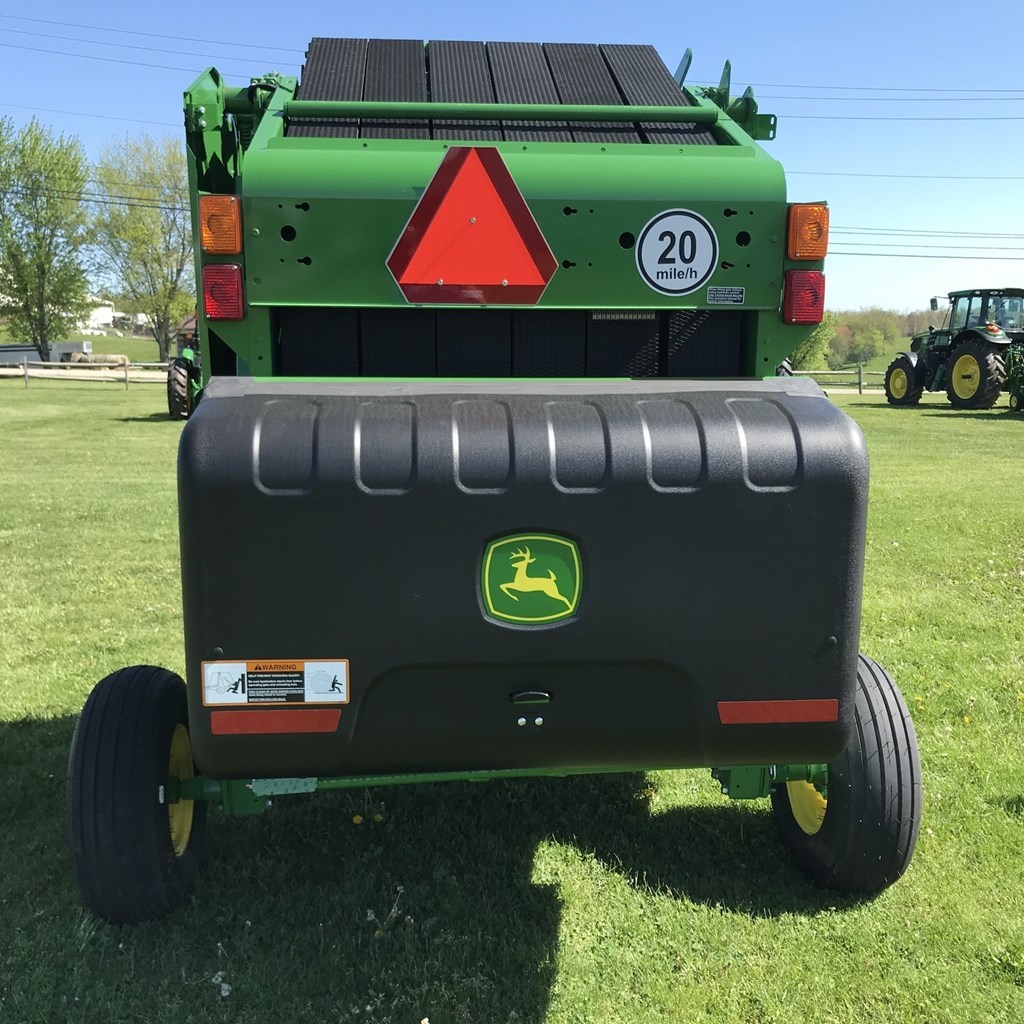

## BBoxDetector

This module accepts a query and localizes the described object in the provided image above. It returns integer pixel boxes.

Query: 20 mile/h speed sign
[636,209,718,296]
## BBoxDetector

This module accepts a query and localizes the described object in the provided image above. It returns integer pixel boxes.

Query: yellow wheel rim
[1010,392,1021,412]
[951,353,981,400]
[168,724,195,857]
[889,367,908,399]
[787,780,827,836]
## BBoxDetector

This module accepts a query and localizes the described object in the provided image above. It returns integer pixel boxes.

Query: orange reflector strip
[211,708,342,735]
[718,699,839,725]
[787,204,829,260]
[200,194,242,255]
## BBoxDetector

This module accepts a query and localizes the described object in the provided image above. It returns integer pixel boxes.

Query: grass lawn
[1,381,1022,1024]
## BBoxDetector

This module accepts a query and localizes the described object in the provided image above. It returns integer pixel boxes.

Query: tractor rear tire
[770,654,921,894]
[167,358,193,420]
[67,665,207,923]
[945,339,1005,409]
[884,355,923,405]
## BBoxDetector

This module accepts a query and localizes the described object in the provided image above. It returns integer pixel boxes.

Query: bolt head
[517,717,527,727]
[534,716,544,727]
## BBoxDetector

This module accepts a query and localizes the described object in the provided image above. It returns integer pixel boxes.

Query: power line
[792,170,1024,180]
[784,113,1024,121]
[0,101,178,127]
[829,242,1024,252]
[745,81,1024,94]
[0,13,305,54]
[0,39,286,75]
[0,26,301,68]
[0,39,211,73]
[835,226,1024,237]
[3,185,186,212]
[762,94,1024,103]
[827,251,1024,260]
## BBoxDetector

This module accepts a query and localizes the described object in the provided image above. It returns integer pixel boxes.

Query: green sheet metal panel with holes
[184,40,824,382]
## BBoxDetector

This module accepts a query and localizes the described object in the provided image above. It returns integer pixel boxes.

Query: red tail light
[783,270,825,325]
[203,264,244,320]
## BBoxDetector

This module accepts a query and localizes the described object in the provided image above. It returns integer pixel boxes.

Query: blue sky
[2,0,1022,312]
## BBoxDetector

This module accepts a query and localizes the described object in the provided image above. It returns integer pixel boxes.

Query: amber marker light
[787,204,829,260]
[200,195,242,255]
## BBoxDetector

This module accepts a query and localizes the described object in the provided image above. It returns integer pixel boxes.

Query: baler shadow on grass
[5,714,864,1021]
[3,712,855,926]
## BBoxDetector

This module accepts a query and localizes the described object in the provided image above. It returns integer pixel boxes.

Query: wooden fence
[0,358,168,390]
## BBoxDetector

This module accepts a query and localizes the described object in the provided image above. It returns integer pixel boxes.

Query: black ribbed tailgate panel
[288,38,715,144]
[275,308,743,379]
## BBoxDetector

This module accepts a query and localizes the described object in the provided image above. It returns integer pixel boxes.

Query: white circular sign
[635,209,718,296]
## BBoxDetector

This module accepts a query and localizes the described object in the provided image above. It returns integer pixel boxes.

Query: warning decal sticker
[202,660,350,706]
[707,286,745,305]
[636,209,718,296]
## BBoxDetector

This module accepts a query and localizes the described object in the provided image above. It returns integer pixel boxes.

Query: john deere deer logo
[482,533,581,625]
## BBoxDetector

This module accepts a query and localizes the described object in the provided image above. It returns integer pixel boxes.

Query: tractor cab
[984,292,1024,339]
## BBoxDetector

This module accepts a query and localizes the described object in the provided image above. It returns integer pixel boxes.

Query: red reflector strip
[717,699,839,725]
[211,708,341,735]
[202,264,245,320]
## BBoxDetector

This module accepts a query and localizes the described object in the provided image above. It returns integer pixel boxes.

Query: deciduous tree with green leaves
[0,118,91,361]
[90,135,194,363]
[789,311,838,371]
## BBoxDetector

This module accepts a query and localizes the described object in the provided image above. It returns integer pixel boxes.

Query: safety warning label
[202,660,349,706]
[707,286,745,305]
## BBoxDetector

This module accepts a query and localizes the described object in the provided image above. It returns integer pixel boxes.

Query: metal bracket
[712,764,828,800]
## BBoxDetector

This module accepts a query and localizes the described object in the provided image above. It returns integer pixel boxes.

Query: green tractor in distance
[1007,340,1024,413]
[884,287,1022,409]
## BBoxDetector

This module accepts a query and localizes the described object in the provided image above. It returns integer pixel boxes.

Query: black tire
[67,665,207,922]
[770,654,921,893]
[167,358,192,420]
[1009,390,1023,414]
[945,339,1006,409]
[884,355,923,406]
[775,358,795,377]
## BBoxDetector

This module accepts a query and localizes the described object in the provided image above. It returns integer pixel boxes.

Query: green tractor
[1007,337,1024,413]
[166,314,201,420]
[884,288,1021,408]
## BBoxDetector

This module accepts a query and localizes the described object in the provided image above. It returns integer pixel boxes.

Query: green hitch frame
[173,763,827,815]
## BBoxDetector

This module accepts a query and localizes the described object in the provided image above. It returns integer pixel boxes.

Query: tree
[90,135,195,363]
[789,311,838,371]
[0,118,91,360]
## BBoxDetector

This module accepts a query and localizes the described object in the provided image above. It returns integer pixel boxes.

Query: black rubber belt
[290,37,365,139]
[600,44,714,145]
[361,38,429,140]
[543,42,641,144]
[430,40,501,141]
[487,41,572,142]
